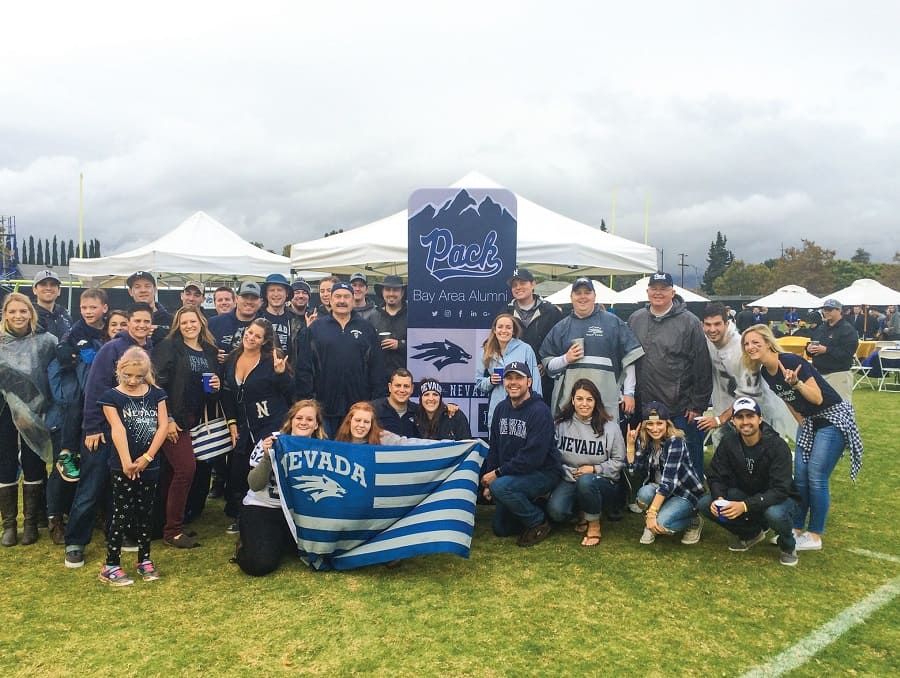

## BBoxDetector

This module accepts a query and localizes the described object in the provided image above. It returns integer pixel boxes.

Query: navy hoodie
[484,391,562,478]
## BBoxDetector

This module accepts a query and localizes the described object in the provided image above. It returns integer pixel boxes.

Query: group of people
[0,265,863,583]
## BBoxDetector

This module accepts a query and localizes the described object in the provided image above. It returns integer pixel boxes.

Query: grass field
[1,390,897,677]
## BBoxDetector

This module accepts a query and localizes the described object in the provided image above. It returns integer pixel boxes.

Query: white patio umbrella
[615,277,708,304]
[544,279,621,305]
[749,285,823,309]
[826,278,900,306]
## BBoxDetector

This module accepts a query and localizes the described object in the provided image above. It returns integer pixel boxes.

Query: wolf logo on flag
[272,437,487,570]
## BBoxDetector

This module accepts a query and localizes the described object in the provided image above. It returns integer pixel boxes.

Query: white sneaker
[627,503,643,514]
[681,516,703,545]
[795,532,822,551]
[768,532,779,545]
[639,528,655,544]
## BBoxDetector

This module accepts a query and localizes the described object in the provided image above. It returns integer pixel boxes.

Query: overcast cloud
[2,1,898,287]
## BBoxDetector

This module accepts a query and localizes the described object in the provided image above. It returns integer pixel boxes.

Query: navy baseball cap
[649,272,674,287]
[504,361,532,378]
[641,401,671,421]
[507,268,535,285]
[331,281,353,294]
[571,277,593,293]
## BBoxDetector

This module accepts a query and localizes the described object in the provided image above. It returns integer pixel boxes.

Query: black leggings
[107,471,157,566]
[236,504,296,576]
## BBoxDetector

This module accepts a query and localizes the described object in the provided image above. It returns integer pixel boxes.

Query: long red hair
[334,402,383,444]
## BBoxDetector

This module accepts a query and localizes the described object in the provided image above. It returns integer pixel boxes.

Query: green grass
[1,390,897,676]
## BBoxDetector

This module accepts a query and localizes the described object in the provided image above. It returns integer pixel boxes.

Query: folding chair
[851,355,874,390]
[877,348,900,392]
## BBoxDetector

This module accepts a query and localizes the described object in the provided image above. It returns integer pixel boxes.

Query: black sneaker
[729,530,767,552]
[65,549,85,569]
[208,485,225,499]
[780,549,799,567]
[225,522,240,535]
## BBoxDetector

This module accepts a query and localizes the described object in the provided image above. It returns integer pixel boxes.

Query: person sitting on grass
[697,396,801,566]
[625,401,705,546]
[480,361,562,548]
[546,379,626,547]
[235,399,327,577]
[97,347,168,586]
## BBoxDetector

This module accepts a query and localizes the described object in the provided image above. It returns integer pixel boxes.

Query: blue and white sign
[407,188,517,436]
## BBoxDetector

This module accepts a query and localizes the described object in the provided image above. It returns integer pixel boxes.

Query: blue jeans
[489,469,558,536]
[64,441,111,549]
[698,491,798,551]
[547,475,620,522]
[794,423,844,534]
[671,414,705,484]
[636,483,696,533]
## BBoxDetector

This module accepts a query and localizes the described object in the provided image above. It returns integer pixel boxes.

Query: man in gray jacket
[628,272,712,482]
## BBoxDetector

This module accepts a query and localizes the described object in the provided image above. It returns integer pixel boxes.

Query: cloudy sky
[3,1,898,287]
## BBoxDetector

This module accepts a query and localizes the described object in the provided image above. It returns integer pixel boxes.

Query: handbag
[190,405,233,461]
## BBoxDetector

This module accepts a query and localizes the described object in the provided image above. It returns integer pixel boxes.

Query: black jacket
[808,318,858,374]
[707,422,800,512]
[152,338,221,429]
[417,407,472,441]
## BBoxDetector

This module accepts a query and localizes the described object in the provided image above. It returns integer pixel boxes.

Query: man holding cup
[540,277,643,420]
[697,396,800,566]
[373,275,408,373]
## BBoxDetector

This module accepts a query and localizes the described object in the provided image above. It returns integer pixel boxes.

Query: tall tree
[701,231,734,294]
[850,248,871,264]
[20,239,28,265]
[28,235,35,264]
[712,261,774,296]
[44,239,51,266]
[67,239,75,261]
[51,235,59,266]
[600,219,608,233]
[36,239,44,265]
[770,240,836,294]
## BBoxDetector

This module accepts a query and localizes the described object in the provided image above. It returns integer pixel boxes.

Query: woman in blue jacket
[475,313,541,429]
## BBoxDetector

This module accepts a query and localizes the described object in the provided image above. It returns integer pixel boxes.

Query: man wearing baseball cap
[805,298,858,403]
[32,269,72,339]
[628,271,712,483]
[349,272,379,324]
[480,361,562,547]
[208,281,262,357]
[697,396,801,566]
[541,276,643,420]
[126,271,173,341]
[180,280,205,310]
[507,267,561,405]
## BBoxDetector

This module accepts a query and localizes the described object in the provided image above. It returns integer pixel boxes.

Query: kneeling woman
[625,402,705,545]
[235,400,326,576]
[415,378,471,441]
[546,379,625,547]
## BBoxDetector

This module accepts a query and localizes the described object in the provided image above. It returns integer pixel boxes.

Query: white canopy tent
[289,171,658,278]
[826,278,900,306]
[545,279,621,305]
[749,285,823,309]
[68,211,295,287]
[615,276,708,304]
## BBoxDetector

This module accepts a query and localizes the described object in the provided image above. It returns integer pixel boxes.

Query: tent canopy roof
[749,285,823,309]
[615,276,709,304]
[827,278,900,306]
[68,211,290,284]
[290,172,658,279]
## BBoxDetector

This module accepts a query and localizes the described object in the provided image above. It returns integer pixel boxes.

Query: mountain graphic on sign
[410,189,516,232]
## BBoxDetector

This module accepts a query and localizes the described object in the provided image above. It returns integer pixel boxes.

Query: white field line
[741,549,900,678]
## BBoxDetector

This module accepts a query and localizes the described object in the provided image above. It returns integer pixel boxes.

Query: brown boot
[48,514,66,545]
[0,485,17,547]
[20,483,41,545]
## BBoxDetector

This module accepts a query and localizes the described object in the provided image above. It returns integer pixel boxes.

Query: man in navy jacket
[481,361,562,547]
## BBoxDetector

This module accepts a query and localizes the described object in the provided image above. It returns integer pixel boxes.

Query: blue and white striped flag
[272,436,487,570]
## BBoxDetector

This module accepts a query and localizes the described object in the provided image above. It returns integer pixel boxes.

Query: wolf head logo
[293,475,347,502]
[410,339,473,370]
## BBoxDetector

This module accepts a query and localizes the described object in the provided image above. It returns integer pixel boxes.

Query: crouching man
[698,396,801,566]
[480,362,562,547]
